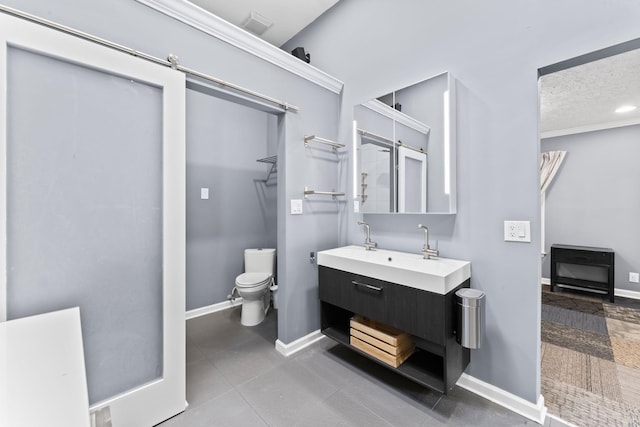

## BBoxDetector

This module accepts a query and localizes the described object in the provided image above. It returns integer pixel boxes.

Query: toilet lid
[235,272,271,288]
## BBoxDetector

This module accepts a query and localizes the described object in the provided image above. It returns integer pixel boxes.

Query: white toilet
[233,248,276,326]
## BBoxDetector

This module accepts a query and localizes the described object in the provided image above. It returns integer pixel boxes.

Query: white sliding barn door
[0,14,186,426]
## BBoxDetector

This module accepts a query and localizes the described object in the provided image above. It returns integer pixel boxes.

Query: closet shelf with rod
[304,135,345,151]
[256,155,277,182]
[304,186,345,200]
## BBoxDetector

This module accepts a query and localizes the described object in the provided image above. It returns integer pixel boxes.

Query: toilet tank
[244,248,276,274]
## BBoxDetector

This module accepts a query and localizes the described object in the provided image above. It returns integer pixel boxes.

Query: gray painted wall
[4,0,342,407]
[278,103,343,342]
[541,125,640,292]
[284,0,640,403]
[186,90,277,310]
[9,0,640,409]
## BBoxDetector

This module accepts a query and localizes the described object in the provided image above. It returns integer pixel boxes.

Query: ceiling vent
[241,11,273,36]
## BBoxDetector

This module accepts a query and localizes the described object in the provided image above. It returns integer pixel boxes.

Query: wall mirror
[353,72,456,214]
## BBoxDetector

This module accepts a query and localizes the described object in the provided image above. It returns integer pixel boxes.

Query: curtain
[540,150,567,193]
[540,150,566,256]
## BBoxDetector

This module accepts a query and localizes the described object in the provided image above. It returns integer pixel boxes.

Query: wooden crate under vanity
[350,316,415,367]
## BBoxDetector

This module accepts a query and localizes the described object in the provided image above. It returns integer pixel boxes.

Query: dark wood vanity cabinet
[319,266,470,393]
[319,267,390,323]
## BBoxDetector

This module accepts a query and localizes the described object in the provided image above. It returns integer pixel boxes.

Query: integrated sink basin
[317,245,470,294]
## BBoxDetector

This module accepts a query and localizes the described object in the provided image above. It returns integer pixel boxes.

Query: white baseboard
[456,373,547,424]
[546,413,578,427]
[185,298,242,320]
[275,330,325,357]
[615,288,640,300]
[541,277,550,285]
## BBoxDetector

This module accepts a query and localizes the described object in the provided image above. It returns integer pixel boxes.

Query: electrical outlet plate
[504,220,531,242]
[630,272,640,283]
[290,199,303,215]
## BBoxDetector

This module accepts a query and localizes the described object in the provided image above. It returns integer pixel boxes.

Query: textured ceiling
[540,48,640,135]
[188,0,339,47]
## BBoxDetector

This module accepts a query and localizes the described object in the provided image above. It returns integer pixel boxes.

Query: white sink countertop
[317,245,471,294]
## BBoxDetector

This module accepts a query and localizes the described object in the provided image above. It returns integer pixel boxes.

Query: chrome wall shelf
[304,135,345,151]
[304,186,345,199]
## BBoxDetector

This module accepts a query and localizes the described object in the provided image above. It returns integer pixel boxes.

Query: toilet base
[240,293,270,326]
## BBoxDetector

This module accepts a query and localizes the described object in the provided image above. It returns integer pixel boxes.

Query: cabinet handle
[351,280,383,292]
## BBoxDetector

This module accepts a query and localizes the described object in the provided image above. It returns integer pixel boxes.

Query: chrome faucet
[357,221,377,251]
[418,224,439,259]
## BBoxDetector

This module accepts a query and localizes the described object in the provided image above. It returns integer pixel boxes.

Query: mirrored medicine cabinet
[353,72,456,214]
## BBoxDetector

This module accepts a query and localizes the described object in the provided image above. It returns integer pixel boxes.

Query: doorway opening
[185,78,282,315]
[538,38,640,426]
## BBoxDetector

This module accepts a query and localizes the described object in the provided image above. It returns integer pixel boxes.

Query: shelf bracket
[256,155,277,182]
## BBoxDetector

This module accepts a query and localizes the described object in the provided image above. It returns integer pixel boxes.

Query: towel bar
[304,186,345,199]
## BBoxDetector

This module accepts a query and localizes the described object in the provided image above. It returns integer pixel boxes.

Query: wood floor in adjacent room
[541,285,640,426]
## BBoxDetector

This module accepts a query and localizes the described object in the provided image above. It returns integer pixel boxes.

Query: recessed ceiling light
[615,105,637,113]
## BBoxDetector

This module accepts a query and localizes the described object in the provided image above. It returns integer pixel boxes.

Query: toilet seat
[235,272,271,288]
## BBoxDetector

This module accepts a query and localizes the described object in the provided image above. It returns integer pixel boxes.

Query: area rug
[541,286,640,426]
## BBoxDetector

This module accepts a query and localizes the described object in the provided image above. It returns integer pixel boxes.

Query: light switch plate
[200,187,209,200]
[353,200,360,213]
[290,199,303,215]
[504,220,531,242]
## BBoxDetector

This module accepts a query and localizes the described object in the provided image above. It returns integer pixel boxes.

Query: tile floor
[158,307,564,427]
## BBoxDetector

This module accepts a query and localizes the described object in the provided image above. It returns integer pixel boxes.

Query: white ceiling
[540,48,640,136]
[187,0,339,47]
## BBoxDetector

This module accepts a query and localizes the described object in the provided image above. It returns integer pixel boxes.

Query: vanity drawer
[319,266,389,323]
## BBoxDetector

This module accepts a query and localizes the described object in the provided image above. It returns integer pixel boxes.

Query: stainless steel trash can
[455,288,485,349]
